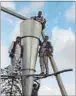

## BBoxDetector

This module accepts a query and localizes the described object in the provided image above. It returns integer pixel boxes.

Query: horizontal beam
[1,6,27,20]
[1,68,73,79]
[26,68,73,77]
[35,68,73,80]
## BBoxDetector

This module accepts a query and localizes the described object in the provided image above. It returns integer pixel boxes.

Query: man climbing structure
[31,80,40,96]
[8,36,23,75]
[39,36,53,75]
[30,11,46,30]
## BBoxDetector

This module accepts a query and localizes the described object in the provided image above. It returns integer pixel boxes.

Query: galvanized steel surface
[20,19,42,96]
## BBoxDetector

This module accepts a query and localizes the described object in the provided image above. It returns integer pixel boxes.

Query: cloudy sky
[1,1,75,95]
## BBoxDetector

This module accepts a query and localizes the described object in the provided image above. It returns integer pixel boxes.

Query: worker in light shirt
[39,36,53,75]
[8,36,23,74]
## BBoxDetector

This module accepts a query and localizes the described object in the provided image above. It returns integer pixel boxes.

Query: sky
[1,1,75,96]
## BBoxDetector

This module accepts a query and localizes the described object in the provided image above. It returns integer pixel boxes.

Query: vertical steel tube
[20,19,42,96]
[49,56,68,96]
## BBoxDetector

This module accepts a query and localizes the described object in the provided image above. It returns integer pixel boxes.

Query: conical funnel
[20,19,42,96]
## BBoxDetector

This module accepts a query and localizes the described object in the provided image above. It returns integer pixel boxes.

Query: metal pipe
[1,6,27,20]
[20,19,42,96]
[1,69,72,78]
[1,6,45,39]
[41,30,68,96]
[35,69,73,80]
[49,56,68,96]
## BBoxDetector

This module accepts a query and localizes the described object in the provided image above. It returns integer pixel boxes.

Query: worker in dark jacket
[8,36,23,74]
[39,36,53,75]
[31,11,46,30]
[31,80,40,96]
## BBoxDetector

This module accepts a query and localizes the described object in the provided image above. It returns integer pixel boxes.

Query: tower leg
[49,56,68,96]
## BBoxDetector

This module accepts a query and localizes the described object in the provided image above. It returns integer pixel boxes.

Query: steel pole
[49,56,68,96]
[1,6,27,20]
[20,19,42,96]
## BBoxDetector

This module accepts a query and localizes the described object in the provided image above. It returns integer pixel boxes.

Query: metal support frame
[1,6,73,96]
[1,68,73,95]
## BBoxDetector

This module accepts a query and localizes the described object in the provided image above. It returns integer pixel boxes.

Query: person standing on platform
[39,36,53,75]
[8,36,23,75]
